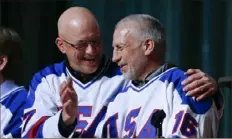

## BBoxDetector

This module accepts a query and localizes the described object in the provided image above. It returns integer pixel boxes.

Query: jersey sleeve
[21,73,75,138]
[163,73,220,138]
[1,89,28,138]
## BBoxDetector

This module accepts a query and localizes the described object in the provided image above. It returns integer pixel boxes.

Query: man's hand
[60,77,78,125]
[181,69,217,101]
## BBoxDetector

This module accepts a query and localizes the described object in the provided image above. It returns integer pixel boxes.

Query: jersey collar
[65,55,109,84]
[0,80,19,99]
[132,62,176,87]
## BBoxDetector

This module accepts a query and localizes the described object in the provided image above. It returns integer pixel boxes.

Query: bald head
[55,7,103,75]
[58,7,100,38]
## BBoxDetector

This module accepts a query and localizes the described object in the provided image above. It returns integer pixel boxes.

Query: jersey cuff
[58,110,77,138]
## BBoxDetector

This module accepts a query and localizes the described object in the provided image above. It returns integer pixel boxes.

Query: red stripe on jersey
[28,116,49,138]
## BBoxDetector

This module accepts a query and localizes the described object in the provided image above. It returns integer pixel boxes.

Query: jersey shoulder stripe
[1,87,28,138]
[159,68,213,114]
[30,61,65,90]
[1,88,28,113]
[25,61,65,109]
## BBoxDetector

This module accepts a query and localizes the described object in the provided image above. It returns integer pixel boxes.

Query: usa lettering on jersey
[21,60,128,138]
[95,67,221,138]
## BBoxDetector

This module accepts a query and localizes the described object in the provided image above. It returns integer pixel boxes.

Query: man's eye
[78,42,88,46]
[91,40,98,45]
[115,46,122,50]
[118,47,123,51]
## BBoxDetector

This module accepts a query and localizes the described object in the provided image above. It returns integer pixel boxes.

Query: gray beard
[122,70,137,80]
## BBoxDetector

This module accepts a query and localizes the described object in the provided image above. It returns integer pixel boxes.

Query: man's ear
[55,37,66,54]
[144,39,155,56]
[0,56,8,71]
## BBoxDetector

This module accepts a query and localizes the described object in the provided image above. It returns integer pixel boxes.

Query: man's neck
[66,56,106,84]
[138,61,164,81]
[67,64,99,84]
[132,62,176,87]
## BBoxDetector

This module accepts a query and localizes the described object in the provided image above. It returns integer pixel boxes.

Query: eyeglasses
[61,38,101,51]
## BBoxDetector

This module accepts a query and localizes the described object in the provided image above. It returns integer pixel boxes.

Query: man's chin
[122,73,135,80]
[83,66,99,74]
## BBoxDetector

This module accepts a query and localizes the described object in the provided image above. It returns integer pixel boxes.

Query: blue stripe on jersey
[23,117,48,138]
[35,122,45,138]
[28,121,46,138]
[1,88,28,137]
[26,61,121,108]
[80,106,107,137]
[159,68,212,114]
[107,67,212,114]
[23,129,30,138]
[25,61,65,109]
[23,60,122,137]
[171,135,181,138]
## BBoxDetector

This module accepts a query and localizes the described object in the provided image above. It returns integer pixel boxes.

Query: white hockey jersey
[22,59,128,138]
[95,67,221,138]
[0,80,28,138]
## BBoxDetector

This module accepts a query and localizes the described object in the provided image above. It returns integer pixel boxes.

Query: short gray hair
[115,14,166,47]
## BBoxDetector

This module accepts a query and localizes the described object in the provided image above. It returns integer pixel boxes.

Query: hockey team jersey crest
[95,66,221,138]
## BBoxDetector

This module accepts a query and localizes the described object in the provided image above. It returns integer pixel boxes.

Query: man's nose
[85,45,95,54]
[112,51,120,63]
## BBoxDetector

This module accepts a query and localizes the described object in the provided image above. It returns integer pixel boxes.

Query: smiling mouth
[83,58,97,65]
[120,65,127,72]
[84,58,95,61]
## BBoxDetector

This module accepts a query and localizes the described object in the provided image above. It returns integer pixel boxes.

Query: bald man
[21,7,222,138]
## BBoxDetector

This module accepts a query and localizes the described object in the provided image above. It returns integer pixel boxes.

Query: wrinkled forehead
[64,23,101,43]
[113,27,131,45]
